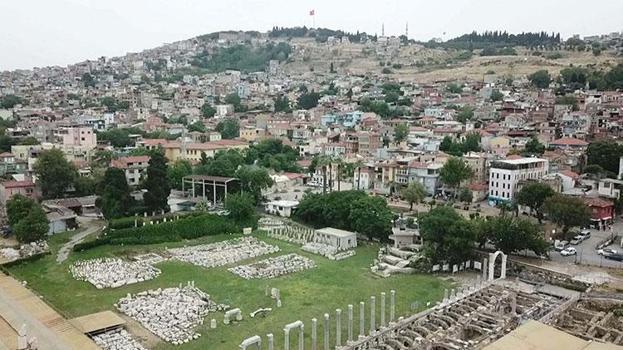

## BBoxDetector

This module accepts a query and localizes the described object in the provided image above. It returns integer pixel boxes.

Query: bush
[381,68,393,74]
[76,214,245,250]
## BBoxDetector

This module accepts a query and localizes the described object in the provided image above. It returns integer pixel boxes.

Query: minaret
[405,22,409,38]
[382,23,385,37]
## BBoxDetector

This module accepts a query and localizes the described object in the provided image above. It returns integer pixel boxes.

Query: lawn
[7,232,450,350]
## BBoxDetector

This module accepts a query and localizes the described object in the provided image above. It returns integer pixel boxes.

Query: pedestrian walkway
[0,273,99,350]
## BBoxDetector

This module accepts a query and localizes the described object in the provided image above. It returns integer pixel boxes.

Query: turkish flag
[309,9,315,16]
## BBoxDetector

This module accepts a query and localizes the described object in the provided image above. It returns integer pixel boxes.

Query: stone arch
[487,250,507,281]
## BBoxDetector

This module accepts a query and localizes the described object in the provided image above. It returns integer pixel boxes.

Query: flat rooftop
[69,310,126,334]
[498,157,547,165]
[483,320,623,350]
[316,227,357,237]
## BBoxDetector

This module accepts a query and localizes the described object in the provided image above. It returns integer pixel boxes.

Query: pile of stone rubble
[0,240,49,261]
[115,283,228,345]
[70,258,161,289]
[91,328,147,350]
[228,253,316,279]
[168,237,279,268]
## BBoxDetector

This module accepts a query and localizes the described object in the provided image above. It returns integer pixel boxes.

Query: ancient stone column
[311,318,317,350]
[299,324,305,350]
[336,309,342,347]
[284,328,290,350]
[267,333,274,350]
[482,258,488,280]
[380,292,386,327]
[390,290,396,322]
[347,304,354,342]
[323,313,330,350]
[359,302,365,337]
[443,289,449,303]
[370,296,376,334]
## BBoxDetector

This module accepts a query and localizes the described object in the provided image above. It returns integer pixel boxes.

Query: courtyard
[5,231,449,350]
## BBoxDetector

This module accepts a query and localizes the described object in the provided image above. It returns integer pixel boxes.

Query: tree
[143,152,171,213]
[201,102,216,118]
[274,95,291,112]
[82,73,95,87]
[524,137,545,155]
[543,195,591,237]
[188,121,206,133]
[419,206,476,264]
[447,83,463,94]
[528,70,552,88]
[394,123,408,143]
[216,118,240,139]
[478,216,549,255]
[6,194,36,226]
[456,106,474,124]
[235,165,273,204]
[401,182,426,211]
[96,168,133,219]
[515,182,555,223]
[458,188,473,204]
[439,157,473,198]
[490,89,504,102]
[225,192,256,224]
[297,92,321,109]
[587,141,623,174]
[349,196,393,241]
[34,149,77,199]
[14,205,48,243]
[167,160,193,190]
[225,93,244,112]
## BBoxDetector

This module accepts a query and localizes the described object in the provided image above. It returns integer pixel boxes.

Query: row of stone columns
[240,290,397,349]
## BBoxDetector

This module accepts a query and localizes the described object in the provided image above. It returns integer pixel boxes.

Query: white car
[597,248,617,256]
[560,247,577,256]
[570,236,583,245]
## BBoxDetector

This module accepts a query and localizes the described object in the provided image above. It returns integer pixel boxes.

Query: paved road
[56,218,104,263]
[549,226,623,269]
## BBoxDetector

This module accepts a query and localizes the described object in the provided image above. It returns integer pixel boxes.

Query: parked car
[554,240,568,251]
[560,247,577,256]
[605,254,623,262]
[578,230,591,239]
[597,248,618,256]
[570,236,583,245]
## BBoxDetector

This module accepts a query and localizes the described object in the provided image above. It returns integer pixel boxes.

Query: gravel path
[56,218,104,263]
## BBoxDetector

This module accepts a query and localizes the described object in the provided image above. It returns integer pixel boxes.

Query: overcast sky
[1,0,622,71]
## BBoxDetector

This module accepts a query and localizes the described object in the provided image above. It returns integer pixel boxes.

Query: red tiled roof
[550,137,589,146]
[111,156,151,169]
[583,197,613,208]
[1,180,34,189]
[0,152,14,158]
[559,170,579,180]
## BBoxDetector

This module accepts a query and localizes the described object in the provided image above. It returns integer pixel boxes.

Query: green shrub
[77,214,244,250]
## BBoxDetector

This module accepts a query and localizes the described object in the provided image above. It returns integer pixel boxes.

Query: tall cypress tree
[144,151,171,213]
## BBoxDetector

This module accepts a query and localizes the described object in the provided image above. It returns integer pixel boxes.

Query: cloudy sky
[1,0,622,70]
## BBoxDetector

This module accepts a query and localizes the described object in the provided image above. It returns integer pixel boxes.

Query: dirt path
[56,218,104,263]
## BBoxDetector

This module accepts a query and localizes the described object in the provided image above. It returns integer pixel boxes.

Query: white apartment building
[488,158,549,205]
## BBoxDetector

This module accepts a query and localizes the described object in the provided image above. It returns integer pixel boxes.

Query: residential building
[488,158,549,205]
[111,156,151,187]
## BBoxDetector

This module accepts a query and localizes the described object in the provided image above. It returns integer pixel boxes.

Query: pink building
[0,179,37,205]
[55,126,97,149]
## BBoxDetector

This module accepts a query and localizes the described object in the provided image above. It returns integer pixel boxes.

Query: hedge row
[1,252,50,268]
[108,212,205,230]
[74,214,242,251]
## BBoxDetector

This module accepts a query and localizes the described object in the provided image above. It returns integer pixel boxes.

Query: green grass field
[7,232,450,350]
